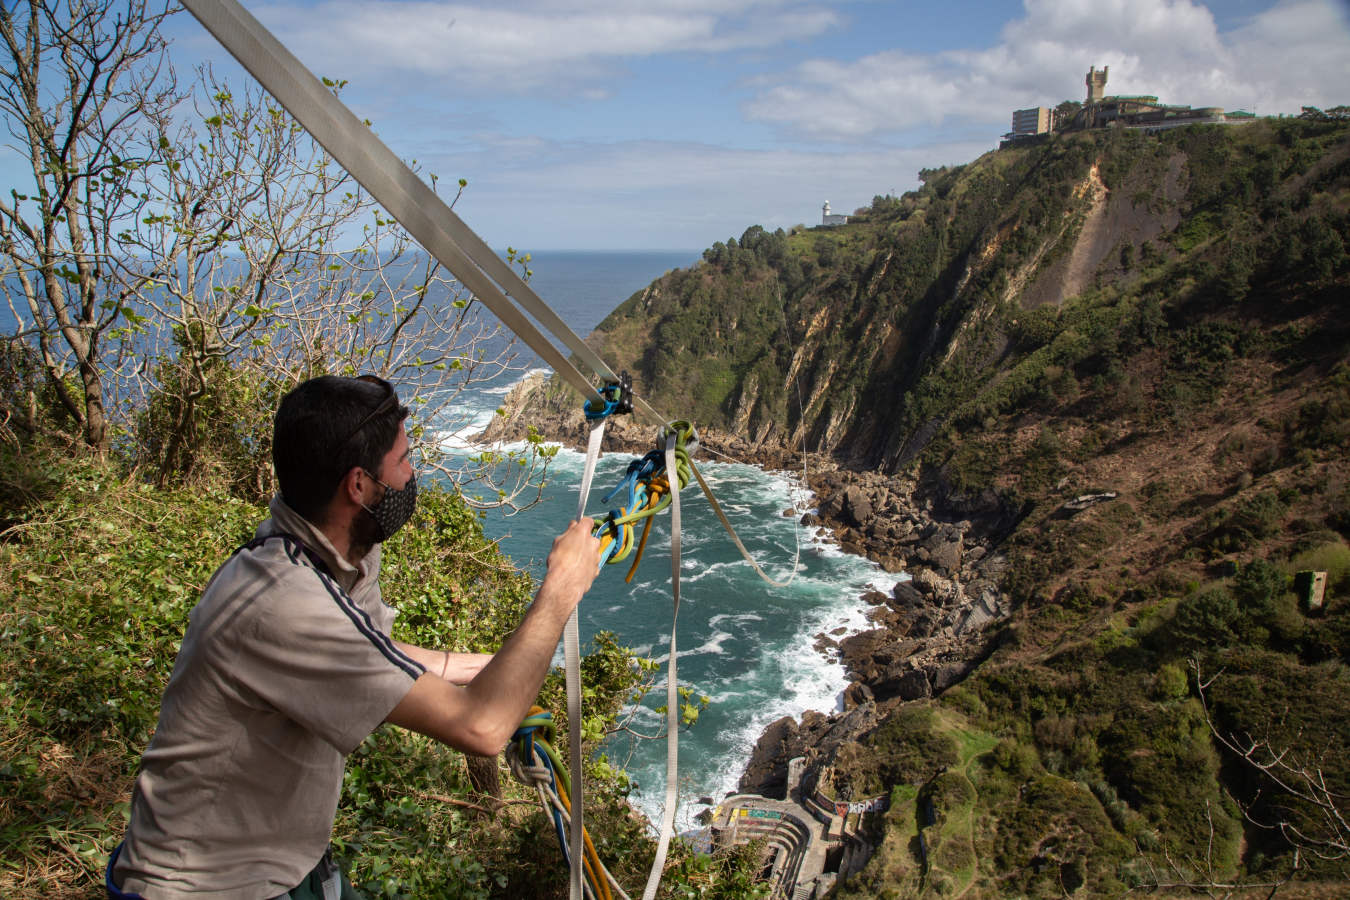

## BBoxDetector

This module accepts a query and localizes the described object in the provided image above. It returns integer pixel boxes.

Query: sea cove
[462,252,902,830]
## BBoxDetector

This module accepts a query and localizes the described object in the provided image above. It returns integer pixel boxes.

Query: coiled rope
[508,707,629,900]
[594,421,695,578]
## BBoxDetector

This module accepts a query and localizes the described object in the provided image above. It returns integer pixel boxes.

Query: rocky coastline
[478,374,1017,802]
[736,463,1015,799]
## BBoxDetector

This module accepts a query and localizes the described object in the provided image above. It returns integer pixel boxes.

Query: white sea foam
[466,417,904,834]
[478,367,551,396]
[707,613,764,628]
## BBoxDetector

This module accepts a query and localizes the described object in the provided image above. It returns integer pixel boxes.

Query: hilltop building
[1086,65,1109,103]
[821,202,849,227]
[1004,65,1246,147]
[1011,106,1053,136]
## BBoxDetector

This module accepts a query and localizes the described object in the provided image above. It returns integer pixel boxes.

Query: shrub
[1289,539,1350,595]
[1171,588,1242,650]
[0,464,660,898]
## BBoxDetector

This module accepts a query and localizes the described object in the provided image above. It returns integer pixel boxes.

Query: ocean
[453,251,901,831]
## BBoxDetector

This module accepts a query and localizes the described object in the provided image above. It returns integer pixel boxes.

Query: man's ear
[339,466,368,507]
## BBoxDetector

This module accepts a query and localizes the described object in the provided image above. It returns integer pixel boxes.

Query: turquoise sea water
[455,252,901,830]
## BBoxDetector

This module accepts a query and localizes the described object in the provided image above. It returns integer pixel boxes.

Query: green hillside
[509,115,1350,895]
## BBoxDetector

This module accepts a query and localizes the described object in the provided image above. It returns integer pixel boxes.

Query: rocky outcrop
[737,465,1014,797]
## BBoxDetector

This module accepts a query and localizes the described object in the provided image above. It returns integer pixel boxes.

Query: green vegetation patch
[0,458,707,898]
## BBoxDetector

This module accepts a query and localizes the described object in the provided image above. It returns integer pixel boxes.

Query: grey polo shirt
[114,496,424,899]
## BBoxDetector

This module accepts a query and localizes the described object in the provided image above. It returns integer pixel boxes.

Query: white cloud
[744,0,1350,138]
[1223,0,1350,112]
[259,1,846,93]
[434,133,990,248]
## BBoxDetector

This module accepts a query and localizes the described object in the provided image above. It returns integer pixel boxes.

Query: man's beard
[348,508,382,558]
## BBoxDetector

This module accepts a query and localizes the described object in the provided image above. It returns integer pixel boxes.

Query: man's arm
[384,517,600,756]
[393,642,492,685]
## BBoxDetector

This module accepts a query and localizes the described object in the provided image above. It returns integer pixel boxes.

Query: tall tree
[0,0,178,452]
[1,3,548,505]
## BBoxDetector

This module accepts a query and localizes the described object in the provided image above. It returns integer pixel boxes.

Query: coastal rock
[842,486,873,527]
[892,581,926,609]
[904,608,941,639]
[913,568,957,604]
[874,554,906,573]
[877,668,931,702]
[843,681,874,709]
[838,629,891,675]
[926,534,963,577]
[737,716,801,799]
[931,659,977,693]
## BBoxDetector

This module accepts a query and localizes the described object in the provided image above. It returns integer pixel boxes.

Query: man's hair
[273,375,410,521]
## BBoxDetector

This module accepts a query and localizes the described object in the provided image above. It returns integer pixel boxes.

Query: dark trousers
[282,848,365,900]
[107,843,364,899]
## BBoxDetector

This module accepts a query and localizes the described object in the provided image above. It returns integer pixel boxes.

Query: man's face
[375,423,414,492]
[349,423,414,550]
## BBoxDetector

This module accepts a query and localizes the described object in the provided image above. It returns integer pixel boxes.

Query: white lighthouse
[821,201,849,227]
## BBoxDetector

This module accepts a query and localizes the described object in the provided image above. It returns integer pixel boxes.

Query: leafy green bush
[990,775,1131,898]
[0,462,671,898]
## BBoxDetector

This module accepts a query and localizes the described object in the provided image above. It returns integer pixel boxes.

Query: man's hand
[538,516,602,609]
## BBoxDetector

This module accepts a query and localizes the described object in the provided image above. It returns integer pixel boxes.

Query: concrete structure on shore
[705,757,887,898]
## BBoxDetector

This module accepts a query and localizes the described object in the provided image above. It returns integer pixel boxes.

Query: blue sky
[52,1,1350,250]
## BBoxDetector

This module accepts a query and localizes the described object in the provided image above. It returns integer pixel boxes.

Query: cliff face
[491,123,1297,471]
[489,118,1350,894]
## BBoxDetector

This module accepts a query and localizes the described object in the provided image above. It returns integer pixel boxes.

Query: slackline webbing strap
[641,431,682,900]
[566,419,607,900]
[180,0,632,418]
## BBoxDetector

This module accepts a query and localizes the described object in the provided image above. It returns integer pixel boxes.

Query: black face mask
[362,472,417,541]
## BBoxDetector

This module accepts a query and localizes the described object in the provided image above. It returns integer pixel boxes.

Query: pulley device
[584,373,633,421]
[180,4,794,897]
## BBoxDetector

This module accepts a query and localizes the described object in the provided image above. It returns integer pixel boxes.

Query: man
[109,375,601,898]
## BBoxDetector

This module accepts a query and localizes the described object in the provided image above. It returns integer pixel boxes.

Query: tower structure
[821,201,849,227]
[1086,65,1109,103]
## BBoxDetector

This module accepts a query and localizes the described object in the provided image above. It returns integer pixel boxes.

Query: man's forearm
[383,518,600,755]
[392,642,492,684]
[460,578,579,740]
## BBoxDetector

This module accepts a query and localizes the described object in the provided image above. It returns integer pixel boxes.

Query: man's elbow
[453,719,515,757]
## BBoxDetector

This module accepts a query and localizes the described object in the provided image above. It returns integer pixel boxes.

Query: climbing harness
[177,5,802,897]
[508,708,630,900]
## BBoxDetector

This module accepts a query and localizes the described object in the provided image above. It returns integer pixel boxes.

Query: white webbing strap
[641,431,682,900]
[565,418,605,900]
